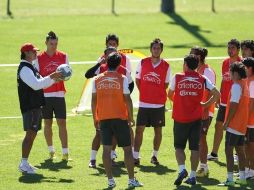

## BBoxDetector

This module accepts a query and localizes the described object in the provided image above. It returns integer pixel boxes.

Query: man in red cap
[17,43,62,174]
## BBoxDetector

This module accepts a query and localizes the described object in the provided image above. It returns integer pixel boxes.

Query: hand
[50,72,64,81]
[200,101,208,108]
[94,120,100,130]
[128,118,135,127]
[98,57,106,65]
[223,121,229,131]
[202,108,209,120]
[215,99,220,108]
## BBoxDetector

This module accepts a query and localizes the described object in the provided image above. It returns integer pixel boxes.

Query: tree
[161,0,175,14]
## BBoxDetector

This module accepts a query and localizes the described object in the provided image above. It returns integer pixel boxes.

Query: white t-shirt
[248,81,254,128]
[135,60,171,108]
[33,55,69,97]
[92,72,130,95]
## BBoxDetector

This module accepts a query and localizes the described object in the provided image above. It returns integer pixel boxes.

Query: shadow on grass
[214,160,227,167]
[138,164,176,175]
[18,173,74,184]
[35,159,72,172]
[173,184,208,190]
[197,176,220,186]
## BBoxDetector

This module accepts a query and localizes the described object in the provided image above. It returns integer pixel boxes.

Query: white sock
[250,169,254,174]
[62,148,69,154]
[90,150,97,160]
[108,178,115,183]
[128,178,134,183]
[227,172,233,181]
[111,150,117,159]
[133,151,139,159]
[200,163,207,169]
[152,150,158,158]
[179,165,186,173]
[48,146,55,153]
[245,167,250,173]
[132,147,134,154]
[239,171,245,180]
[21,158,28,164]
[189,170,196,178]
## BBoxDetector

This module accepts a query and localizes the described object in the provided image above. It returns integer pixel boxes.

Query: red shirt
[37,51,66,93]
[139,57,169,104]
[220,57,241,105]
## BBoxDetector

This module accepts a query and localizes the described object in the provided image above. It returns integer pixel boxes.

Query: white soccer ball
[56,64,72,81]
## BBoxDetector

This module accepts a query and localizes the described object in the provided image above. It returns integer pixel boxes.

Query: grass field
[1,0,254,189]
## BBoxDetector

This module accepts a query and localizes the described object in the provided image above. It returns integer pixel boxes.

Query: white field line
[0,56,227,67]
[0,113,77,120]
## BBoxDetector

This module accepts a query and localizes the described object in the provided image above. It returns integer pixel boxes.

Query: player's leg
[89,129,100,168]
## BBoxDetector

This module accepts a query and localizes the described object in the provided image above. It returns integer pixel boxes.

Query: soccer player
[208,39,241,161]
[18,43,62,173]
[91,52,143,188]
[34,31,71,161]
[241,40,254,58]
[218,63,249,186]
[168,54,220,186]
[133,38,171,166]
[242,57,254,179]
[190,47,216,177]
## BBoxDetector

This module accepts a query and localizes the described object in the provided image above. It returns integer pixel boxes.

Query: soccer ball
[56,64,72,81]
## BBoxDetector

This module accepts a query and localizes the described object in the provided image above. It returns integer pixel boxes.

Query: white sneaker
[207,153,218,161]
[19,162,36,174]
[108,179,116,188]
[128,178,143,188]
[246,170,254,179]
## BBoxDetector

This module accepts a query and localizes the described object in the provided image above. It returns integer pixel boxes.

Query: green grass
[0,0,254,189]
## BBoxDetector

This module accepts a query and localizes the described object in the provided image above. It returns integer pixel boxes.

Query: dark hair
[228,39,240,49]
[150,38,163,50]
[241,40,254,51]
[242,57,254,73]
[20,52,26,59]
[106,34,119,45]
[46,31,58,41]
[230,62,247,79]
[104,46,117,55]
[190,46,208,62]
[184,54,199,70]
[107,52,121,70]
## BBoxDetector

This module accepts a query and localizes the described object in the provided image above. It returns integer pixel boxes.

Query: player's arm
[167,75,176,101]
[249,81,254,118]
[165,65,171,89]
[201,77,220,108]
[123,77,135,126]
[85,57,105,78]
[91,79,99,128]
[135,61,142,91]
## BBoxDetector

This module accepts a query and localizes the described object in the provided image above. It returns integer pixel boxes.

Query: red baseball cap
[20,43,39,53]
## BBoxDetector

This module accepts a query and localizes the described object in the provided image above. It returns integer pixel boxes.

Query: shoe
[150,156,159,165]
[174,169,188,186]
[184,177,196,185]
[234,154,238,164]
[108,179,116,188]
[207,153,218,161]
[235,179,247,185]
[217,179,235,186]
[62,153,72,161]
[89,160,96,168]
[19,162,36,174]
[246,171,254,180]
[111,159,117,167]
[128,178,143,188]
[49,151,56,160]
[134,158,140,166]
[197,168,209,177]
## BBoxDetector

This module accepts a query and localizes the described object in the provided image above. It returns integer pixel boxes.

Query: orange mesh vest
[95,71,128,121]
[225,80,249,134]
[248,76,254,125]
[197,64,216,119]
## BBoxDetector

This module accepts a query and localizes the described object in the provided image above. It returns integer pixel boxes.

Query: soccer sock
[133,151,139,159]
[21,158,28,164]
[48,146,55,153]
[200,163,208,171]
[90,150,97,160]
[227,172,233,181]
[179,165,186,173]
[132,147,134,154]
[128,178,134,183]
[152,150,158,158]
[189,171,196,178]
[108,178,115,184]
[239,171,245,180]
[111,150,117,159]
[62,148,69,154]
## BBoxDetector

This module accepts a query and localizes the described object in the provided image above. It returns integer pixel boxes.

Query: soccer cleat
[62,153,72,161]
[128,178,143,188]
[174,169,188,186]
[19,162,36,174]
[184,177,196,185]
[108,179,116,188]
[89,160,96,168]
[207,153,218,161]
[111,159,117,167]
[235,179,247,185]
[150,156,160,165]
[49,151,56,160]
[134,158,140,166]
[197,168,209,177]
[217,179,235,187]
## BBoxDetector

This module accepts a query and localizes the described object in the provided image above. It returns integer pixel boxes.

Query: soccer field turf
[1,0,254,189]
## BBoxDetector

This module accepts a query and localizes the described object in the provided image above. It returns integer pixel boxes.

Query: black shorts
[174,120,201,151]
[246,128,254,143]
[136,106,165,127]
[216,105,226,122]
[200,117,213,135]
[225,131,245,147]
[42,97,66,119]
[100,119,131,147]
[22,108,42,132]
